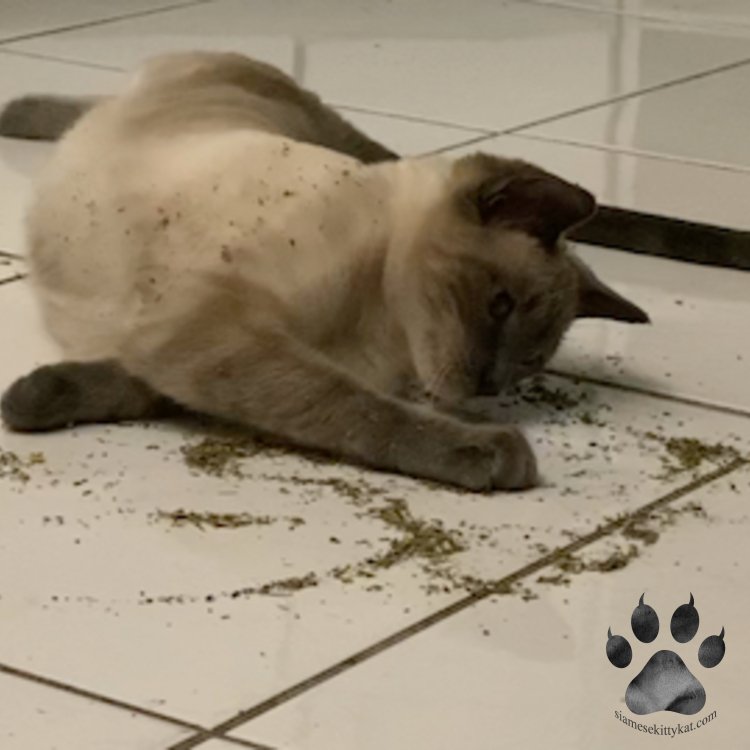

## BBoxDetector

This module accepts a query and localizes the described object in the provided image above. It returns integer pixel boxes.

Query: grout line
[501,56,750,137]
[4,20,748,177]
[546,368,750,420]
[332,103,494,135]
[1,2,748,162]
[0,0,214,47]
[167,458,747,749]
[412,126,750,178]
[0,663,274,749]
[513,0,750,35]
[192,735,277,749]
[0,662,205,732]
[0,250,25,260]
[325,55,750,144]
[163,597,490,749]
[472,457,748,594]
[339,54,750,149]
[0,47,127,73]
[423,132,500,156]
[220,739,279,750]
[0,273,27,287]
[509,132,750,177]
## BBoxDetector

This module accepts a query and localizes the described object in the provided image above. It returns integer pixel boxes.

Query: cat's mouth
[476,364,538,397]
[475,358,503,397]
[476,374,501,397]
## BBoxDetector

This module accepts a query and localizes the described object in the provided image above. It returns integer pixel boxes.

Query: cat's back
[30,117,375,276]
[26,104,388,361]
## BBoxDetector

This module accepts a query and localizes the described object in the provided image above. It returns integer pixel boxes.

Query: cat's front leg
[391,417,537,491]
[123,325,536,491]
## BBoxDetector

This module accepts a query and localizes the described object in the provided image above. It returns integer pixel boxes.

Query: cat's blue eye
[489,290,515,321]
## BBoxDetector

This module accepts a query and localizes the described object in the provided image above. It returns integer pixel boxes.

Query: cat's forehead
[450,152,548,186]
[460,227,575,286]
[502,244,577,302]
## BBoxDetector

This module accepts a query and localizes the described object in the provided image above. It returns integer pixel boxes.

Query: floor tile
[524,61,750,170]
[522,0,750,32]
[443,133,750,230]
[0,0,202,43]
[1,277,748,726]
[7,0,750,132]
[0,53,125,255]
[553,244,750,412]
[0,50,125,94]
[230,467,750,749]
[3,2,307,79]
[0,408,465,727]
[327,109,486,156]
[0,670,192,749]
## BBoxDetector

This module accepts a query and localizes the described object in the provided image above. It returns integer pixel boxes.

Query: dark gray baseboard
[570,205,750,271]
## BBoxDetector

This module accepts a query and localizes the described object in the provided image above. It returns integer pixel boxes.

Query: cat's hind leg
[1,360,179,432]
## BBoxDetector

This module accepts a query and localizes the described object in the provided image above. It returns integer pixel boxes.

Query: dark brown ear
[573,256,650,323]
[475,168,597,248]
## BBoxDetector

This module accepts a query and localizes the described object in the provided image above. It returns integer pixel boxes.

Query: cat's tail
[0,94,102,141]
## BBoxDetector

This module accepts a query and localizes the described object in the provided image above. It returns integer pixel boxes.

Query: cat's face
[396,154,649,404]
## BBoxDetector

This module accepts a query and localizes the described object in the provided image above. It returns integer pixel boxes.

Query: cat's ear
[573,256,650,323]
[474,171,596,248]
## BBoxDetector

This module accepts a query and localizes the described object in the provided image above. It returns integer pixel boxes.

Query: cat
[0,51,648,491]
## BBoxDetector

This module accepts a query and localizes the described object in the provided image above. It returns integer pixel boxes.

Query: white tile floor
[0,2,748,749]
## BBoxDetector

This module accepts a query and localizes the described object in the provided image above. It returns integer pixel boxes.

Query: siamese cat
[0,52,648,491]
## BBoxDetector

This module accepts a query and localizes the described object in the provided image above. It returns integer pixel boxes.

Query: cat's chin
[475,380,501,397]
[475,372,524,397]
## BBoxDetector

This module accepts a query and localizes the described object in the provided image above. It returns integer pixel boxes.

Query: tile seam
[168,458,747,749]
[0,0,214,47]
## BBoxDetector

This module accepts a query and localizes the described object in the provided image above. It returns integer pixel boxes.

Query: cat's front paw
[442,425,538,491]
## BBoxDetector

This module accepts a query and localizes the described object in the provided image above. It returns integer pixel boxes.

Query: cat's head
[390,153,649,403]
